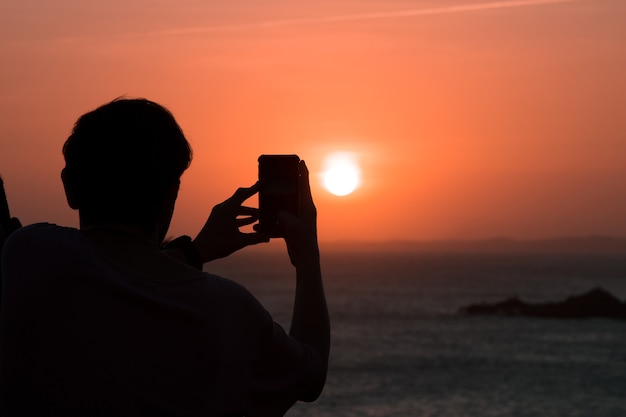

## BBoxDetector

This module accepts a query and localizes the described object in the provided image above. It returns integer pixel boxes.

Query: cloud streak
[148,0,575,37]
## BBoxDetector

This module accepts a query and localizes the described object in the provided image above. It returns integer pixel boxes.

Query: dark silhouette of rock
[459,288,626,319]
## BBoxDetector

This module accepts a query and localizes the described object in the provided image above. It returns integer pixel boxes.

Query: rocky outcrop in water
[459,288,626,319]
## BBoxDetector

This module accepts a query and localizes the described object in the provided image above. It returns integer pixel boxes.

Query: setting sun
[321,152,361,196]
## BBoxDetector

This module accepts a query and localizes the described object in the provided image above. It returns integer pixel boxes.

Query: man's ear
[61,168,80,210]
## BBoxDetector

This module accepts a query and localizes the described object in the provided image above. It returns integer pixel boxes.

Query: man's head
[62,98,192,234]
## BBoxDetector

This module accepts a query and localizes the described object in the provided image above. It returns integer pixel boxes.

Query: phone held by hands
[258,154,300,238]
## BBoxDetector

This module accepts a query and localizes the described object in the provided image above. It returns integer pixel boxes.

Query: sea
[207,242,626,417]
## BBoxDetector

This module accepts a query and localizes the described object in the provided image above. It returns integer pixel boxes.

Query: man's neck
[80,222,161,246]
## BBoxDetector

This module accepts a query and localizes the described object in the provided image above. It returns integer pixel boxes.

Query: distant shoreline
[316,236,626,253]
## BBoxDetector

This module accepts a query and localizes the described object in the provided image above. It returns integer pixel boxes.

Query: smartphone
[258,154,300,237]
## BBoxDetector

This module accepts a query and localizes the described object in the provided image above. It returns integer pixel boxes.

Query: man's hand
[193,183,270,263]
[276,161,319,267]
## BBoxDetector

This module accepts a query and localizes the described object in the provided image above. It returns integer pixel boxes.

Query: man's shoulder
[4,223,77,249]
[10,222,74,237]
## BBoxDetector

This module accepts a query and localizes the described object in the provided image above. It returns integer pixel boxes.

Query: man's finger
[230,183,259,205]
[238,206,259,216]
[299,161,316,213]
[236,216,258,227]
[241,231,270,245]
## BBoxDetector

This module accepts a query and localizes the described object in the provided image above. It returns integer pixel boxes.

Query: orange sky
[1,0,625,242]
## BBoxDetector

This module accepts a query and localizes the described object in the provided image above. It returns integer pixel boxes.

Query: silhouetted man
[0,98,329,416]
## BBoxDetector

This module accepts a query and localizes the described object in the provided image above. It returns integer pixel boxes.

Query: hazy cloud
[143,0,576,38]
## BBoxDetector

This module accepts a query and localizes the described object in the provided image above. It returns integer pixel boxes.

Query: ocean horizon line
[314,235,626,253]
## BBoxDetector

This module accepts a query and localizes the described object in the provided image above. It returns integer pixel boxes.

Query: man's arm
[247,161,329,417]
[279,161,330,400]
[288,247,329,400]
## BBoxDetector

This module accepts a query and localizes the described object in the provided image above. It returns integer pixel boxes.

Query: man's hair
[62,98,192,226]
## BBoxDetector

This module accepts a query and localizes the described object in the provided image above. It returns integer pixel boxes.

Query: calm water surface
[209,247,626,417]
